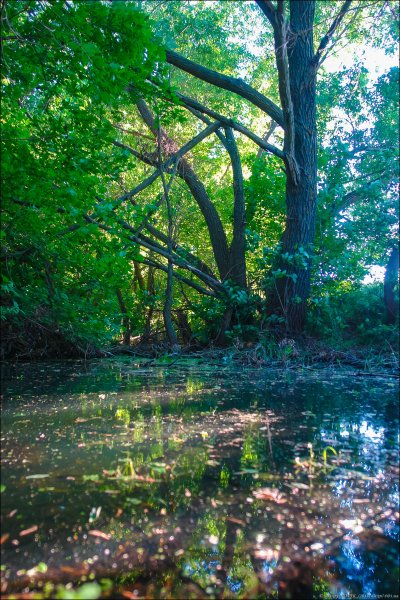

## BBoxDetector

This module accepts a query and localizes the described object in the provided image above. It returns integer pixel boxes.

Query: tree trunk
[225,127,247,288]
[142,265,155,342]
[163,258,180,349]
[267,1,317,333]
[174,308,192,345]
[133,261,145,291]
[214,307,233,346]
[116,288,131,345]
[384,244,399,325]
[157,126,180,352]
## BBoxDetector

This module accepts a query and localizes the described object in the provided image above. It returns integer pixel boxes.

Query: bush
[307,283,399,348]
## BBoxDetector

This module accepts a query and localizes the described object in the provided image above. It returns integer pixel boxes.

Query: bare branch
[115,120,220,165]
[165,49,284,127]
[140,257,217,297]
[111,123,154,140]
[84,213,224,293]
[273,10,298,183]
[175,92,284,159]
[314,0,353,66]
[256,120,278,159]
[112,119,221,206]
[136,100,231,280]
[142,222,216,279]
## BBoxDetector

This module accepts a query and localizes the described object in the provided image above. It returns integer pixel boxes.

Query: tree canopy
[1,0,398,357]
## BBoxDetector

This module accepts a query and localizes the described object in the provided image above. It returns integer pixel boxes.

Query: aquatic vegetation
[55,582,102,599]
[114,407,130,426]
[295,443,339,476]
[322,445,338,470]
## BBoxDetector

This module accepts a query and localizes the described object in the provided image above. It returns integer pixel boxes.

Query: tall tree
[159,0,361,331]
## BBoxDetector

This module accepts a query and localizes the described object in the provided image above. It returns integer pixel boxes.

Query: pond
[1,358,399,599]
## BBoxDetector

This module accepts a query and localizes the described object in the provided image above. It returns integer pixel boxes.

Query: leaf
[19,525,38,536]
[286,482,310,490]
[253,488,287,504]
[88,530,111,540]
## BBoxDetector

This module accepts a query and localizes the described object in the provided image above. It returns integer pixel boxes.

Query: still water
[1,359,399,599]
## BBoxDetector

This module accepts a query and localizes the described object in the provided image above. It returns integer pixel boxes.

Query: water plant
[117,454,136,478]
[294,444,339,475]
[322,445,337,471]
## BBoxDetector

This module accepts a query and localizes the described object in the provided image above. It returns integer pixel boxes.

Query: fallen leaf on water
[253,548,279,561]
[19,525,38,536]
[286,482,310,490]
[135,475,158,483]
[226,517,245,526]
[88,530,111,540]
[253,488,287,504]
[0,534,10,545]
[310,542,324,551]
[60,565,88,575]
[121,591,136,599]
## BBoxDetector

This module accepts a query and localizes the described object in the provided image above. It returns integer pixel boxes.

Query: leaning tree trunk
[158,127,180,351]
[384,244,399,325]
[267,1,317,333]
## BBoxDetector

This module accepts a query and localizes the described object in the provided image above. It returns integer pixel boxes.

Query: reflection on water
[1,359,399,598]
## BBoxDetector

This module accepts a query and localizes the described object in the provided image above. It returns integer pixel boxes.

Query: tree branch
[275,11,298,183]
[165,49,284,127]
[175,92,284,159]
[144,223,216,280]
[256,120,278,159]
[331,174,385,215]
[255,0,278,28]
[314,0,353,66]
[139,257,217,297]
[112,118,221,215]
[114,119,220,168]
[83,213,224,293]
[136,99,231,280]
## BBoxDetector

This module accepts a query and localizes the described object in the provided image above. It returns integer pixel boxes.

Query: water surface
[1,359,399,598]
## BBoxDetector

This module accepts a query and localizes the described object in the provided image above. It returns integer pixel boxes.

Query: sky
[324,45,398,83]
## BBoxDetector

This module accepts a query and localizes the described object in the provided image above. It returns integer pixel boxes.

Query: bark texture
[225,127,247,289]
[267,0,317,332]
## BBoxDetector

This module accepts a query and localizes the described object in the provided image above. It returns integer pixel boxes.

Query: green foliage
[1,0,398,352]
[55,582,102,600]
[308,283,399,347]
[1,0,163,352]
